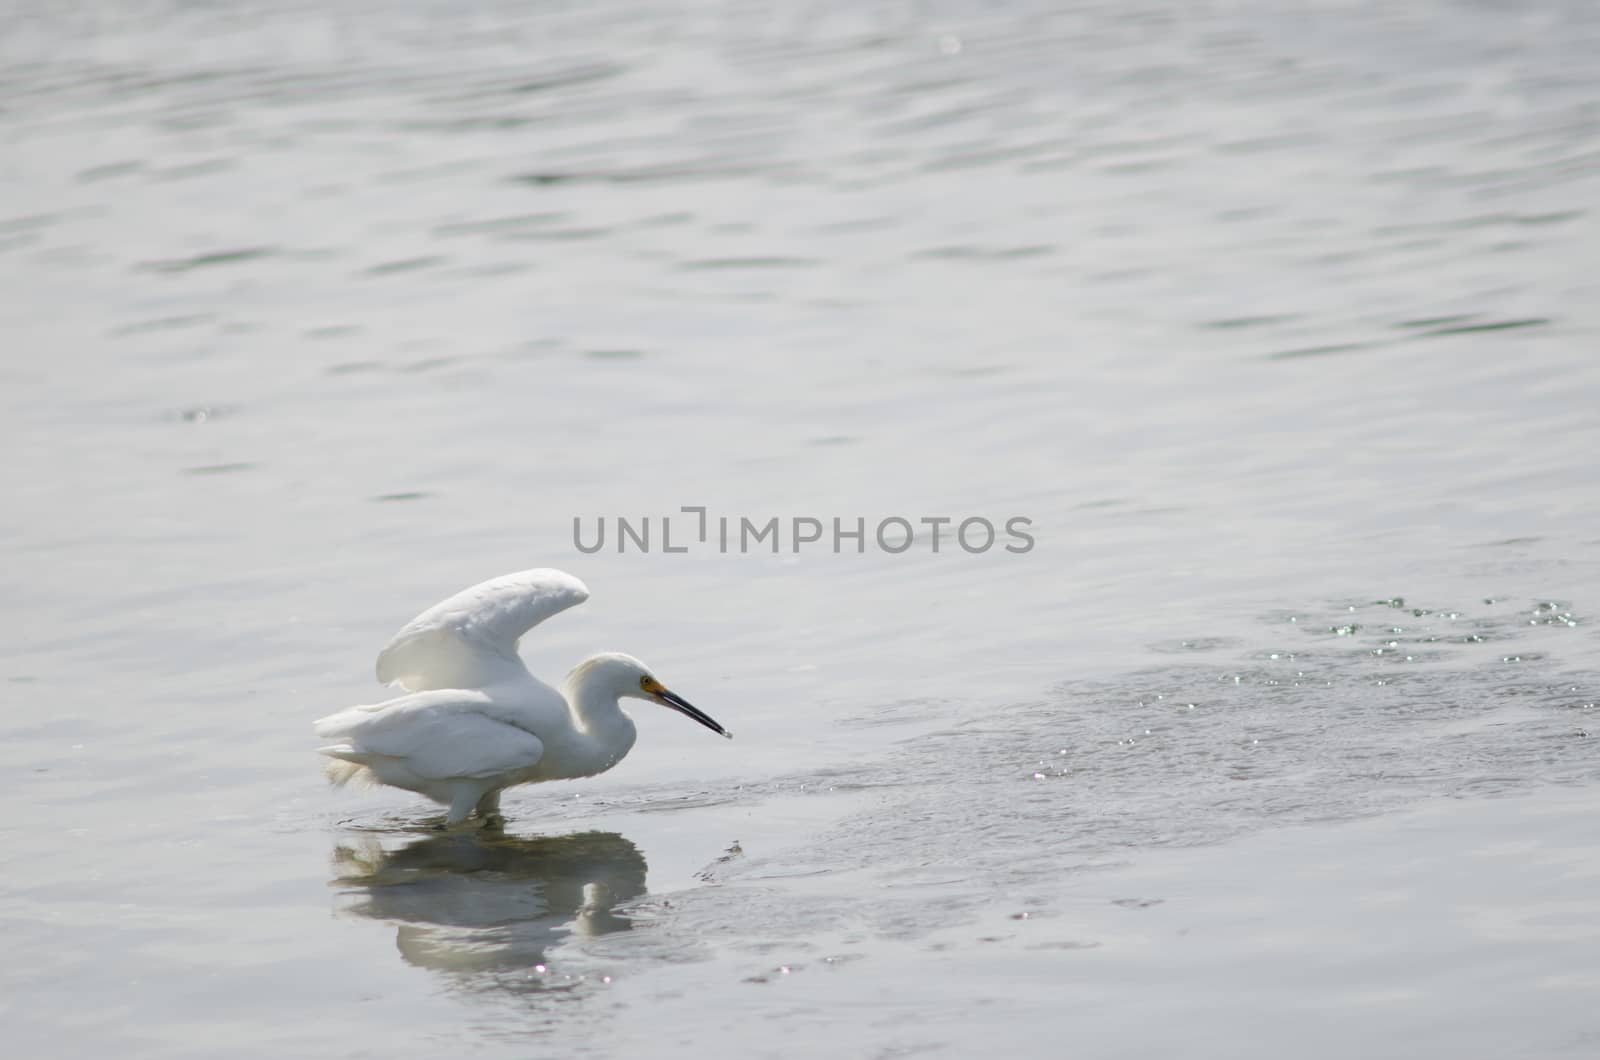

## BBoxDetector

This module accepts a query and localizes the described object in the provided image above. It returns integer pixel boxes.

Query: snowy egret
[314,569,730,826]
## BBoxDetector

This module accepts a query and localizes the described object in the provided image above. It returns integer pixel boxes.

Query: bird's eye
[640,676,658,693]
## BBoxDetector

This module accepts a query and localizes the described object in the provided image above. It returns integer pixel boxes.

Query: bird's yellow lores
[314,569,730,826]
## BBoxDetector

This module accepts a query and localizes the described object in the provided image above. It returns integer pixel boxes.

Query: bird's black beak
[656,688,732,739]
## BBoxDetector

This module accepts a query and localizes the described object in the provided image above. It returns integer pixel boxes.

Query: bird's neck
[552,676,638,779]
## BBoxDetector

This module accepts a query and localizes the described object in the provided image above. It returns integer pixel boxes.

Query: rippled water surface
[4,1,1599,1056]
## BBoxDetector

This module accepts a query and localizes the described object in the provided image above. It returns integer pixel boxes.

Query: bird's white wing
[315,690,545,781]
[375,568,589,691]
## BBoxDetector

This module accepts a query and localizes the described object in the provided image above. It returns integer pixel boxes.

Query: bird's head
[574,652,732,739]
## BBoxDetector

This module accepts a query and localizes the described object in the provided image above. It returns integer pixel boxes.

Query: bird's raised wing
[315,690,546,781]
[375,569,589,691]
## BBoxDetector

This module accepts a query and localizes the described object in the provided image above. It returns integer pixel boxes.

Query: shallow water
[3,0,1600,1056]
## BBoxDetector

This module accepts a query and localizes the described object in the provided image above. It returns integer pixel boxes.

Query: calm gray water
[3,1,1599,1056]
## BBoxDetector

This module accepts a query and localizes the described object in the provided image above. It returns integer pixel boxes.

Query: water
[3,0,1599,1055]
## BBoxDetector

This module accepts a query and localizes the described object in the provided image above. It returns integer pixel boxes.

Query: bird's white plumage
[315,568,730,826]
[375,568,589,691]
[315,690,545,781]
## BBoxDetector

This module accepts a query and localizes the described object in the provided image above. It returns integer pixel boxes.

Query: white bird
[314,569,730,826]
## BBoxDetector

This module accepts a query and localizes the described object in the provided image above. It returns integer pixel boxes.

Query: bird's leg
[444,787,479,828]
[475,789,505,830]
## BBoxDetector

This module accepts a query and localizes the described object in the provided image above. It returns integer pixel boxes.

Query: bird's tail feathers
[312,704,384,741]
[318,746,374,787]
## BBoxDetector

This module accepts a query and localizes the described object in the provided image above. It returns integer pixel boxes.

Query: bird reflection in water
[331,829,646,989]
